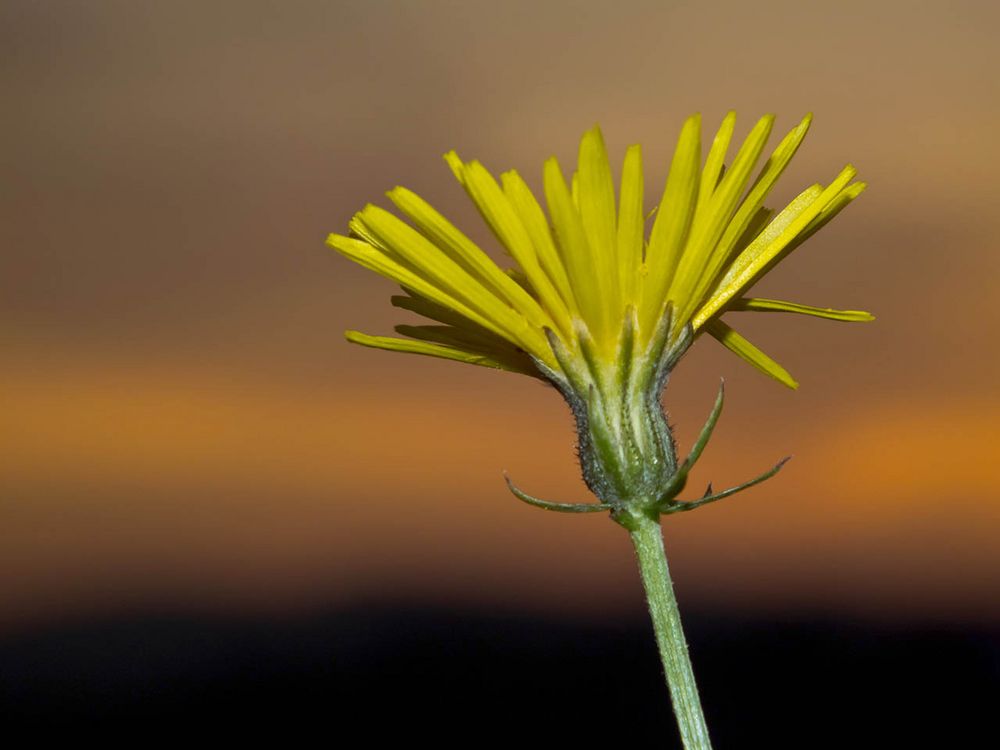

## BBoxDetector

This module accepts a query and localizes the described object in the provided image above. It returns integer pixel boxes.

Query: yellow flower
[328,114,873,742]
[329,112,870,390]
[328,113,872,508]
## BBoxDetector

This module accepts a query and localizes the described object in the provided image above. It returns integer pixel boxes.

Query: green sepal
[542,326,587,395]
[616,305,638,393]
[584,383,630,499]
[656,379,725,506]
[635,300,688,396]
[574,318,609,393]
[643,300,674,377]
[663,456,791,514]
[503,472,612,514]
[658,323,694,389]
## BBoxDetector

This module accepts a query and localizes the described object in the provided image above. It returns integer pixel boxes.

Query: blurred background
[2,0,998,743]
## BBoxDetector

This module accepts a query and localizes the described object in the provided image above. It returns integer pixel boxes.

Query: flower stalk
[507,309,789,749]
[628,511,712,750]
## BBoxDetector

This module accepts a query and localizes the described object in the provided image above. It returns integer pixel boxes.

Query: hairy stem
[629,513,712,749]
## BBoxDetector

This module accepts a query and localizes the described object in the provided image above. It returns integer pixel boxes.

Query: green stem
[629,513,713,749]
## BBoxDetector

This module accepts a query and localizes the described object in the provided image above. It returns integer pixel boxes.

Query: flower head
[328,113,871,509]
[327,114,873,738]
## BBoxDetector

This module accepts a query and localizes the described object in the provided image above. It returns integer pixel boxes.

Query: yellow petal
[328,232,543,360]
[730,206,776,257]
[387,186,548,325]
[577,126,621,318]
[354,204,549,358]
[670,114,775,325]
[391,292,490,331]
[705,114,812,279]
[330,234,491,329]
[641,114,701,339]
[704,319,799,389]
[501,169,577,316]
[345,330,536,375]
[691,180,825,329]
[394,324,538,373]
[694,111,736,220]
[696,165,858,326]
[785,181,867,253]
[731,298,874,322]
[544,156,611,343]
[444,153,573,339]
[616,144,644,304]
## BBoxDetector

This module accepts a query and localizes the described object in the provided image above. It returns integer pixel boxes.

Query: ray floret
[328,112,871,506]
[329,112,870,396]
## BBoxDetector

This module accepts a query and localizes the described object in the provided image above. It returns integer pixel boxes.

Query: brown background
[4,1,999,642]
